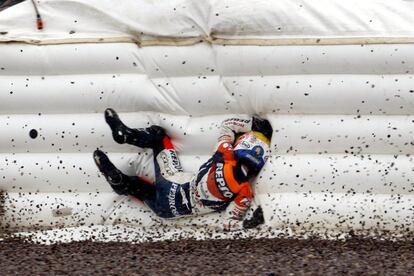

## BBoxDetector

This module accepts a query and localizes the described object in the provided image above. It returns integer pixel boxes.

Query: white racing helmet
[233,131,271,175]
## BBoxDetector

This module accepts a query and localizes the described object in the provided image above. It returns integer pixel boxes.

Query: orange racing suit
[190,118,254,223]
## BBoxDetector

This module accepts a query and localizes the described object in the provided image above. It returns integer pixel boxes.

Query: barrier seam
[2,35,414,46]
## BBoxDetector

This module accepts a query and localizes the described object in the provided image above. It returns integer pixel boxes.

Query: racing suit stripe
[163,136,174,149]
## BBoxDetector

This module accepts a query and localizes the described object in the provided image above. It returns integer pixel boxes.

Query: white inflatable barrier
[0,0,413,241]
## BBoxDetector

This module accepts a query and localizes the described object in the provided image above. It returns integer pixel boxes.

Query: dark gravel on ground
[0,237,412,275]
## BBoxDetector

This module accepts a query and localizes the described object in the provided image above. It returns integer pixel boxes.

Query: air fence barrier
[0,0,413,243]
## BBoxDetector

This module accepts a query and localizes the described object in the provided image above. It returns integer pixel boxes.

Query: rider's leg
[102,108,192,217]
[147,135,193,218]
[93,149,155,201]
[104,108,166,150]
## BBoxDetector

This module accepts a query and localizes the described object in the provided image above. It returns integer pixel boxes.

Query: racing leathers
[190,118,254,224]
[94,110,266,230]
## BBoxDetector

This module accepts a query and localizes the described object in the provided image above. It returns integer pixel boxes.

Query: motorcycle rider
[93,108,272,230]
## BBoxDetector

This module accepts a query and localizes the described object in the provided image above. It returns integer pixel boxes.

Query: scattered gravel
[0,237,412,275]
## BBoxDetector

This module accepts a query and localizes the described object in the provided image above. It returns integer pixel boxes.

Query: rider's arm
[216,116,272,148]
[222,182,253,231]
[217,117,253,146]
